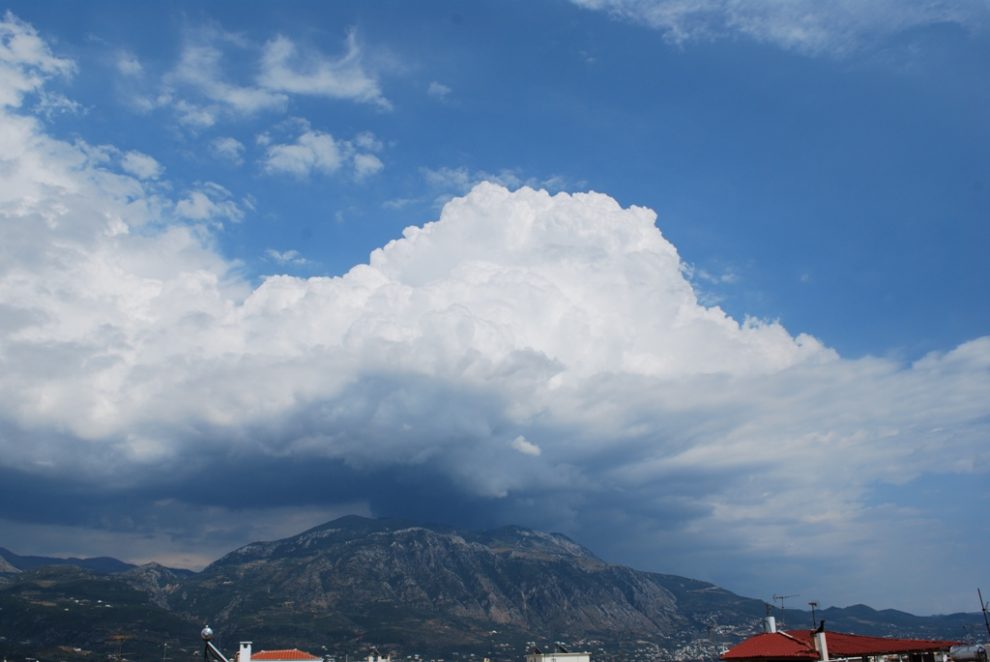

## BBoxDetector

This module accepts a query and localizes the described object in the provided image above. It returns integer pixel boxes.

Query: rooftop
[251,649,321,661]
[721,629,959,661]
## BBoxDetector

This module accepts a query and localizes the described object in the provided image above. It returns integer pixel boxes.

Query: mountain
[0,516,984,661]
[173,516,724,654]
[0,554,19,573]
[0,564,199,662]
[0,546,136,574]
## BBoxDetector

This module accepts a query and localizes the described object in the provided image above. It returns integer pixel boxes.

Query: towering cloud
[0,11,987,612]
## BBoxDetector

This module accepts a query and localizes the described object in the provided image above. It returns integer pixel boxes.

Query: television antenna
[979,588,990,639]
[202,626,231,662]
[808,601,819,628]
[772,594,798,628]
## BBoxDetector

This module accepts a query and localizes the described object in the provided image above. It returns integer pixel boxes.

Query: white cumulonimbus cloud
[1,12,988,610]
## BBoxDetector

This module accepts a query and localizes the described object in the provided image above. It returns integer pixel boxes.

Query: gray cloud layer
[0,12,987,613]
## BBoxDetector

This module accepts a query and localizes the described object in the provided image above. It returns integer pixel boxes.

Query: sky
[0,0,987,617]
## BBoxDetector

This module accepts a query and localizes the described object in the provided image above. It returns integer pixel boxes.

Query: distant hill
[0,516,984,661]
[0,546,136,574]
[0,564,199,662]
[0,546,197,577]
[0,554,19,573]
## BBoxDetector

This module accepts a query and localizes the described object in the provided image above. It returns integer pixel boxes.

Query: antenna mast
[979,588,990,640]
[772,594,799,629]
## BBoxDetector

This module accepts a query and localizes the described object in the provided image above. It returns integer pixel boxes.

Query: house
[233,640,387,662]
[720,617,958,662]
[366,647,391,662]
[237,642,322,662]
[526,643,591,662]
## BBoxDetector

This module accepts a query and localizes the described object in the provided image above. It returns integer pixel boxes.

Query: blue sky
[0,0,987,616]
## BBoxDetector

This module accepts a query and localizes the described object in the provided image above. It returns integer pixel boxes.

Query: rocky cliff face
[122,562,189,609]
[171,516,758,653]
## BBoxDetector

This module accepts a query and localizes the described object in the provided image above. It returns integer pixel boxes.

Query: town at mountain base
[0,517,982,661]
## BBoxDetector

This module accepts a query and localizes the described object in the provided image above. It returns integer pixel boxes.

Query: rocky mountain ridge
[0,516,983,661]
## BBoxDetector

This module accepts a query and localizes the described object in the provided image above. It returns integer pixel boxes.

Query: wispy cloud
[169,40,287,115]
[139,27,389,128]
[427,80,452,100]
[210,136,245,165]
[571,0,990,57]
[33,90,82,119]
[0,10,75,107]
[259,32,390,110]
[175,182,245,223]
[120,150,164,180]
[265,248,310,266]
[115,50,142,77]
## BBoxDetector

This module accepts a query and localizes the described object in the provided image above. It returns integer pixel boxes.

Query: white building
[366,648,391,662]
[526,644,590,662]
[237,642,322,662]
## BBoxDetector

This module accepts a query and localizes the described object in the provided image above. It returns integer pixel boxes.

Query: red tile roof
[720,632,819,660]
[787,630,958,656]
[251,650,321,661]
[721,630,959,661]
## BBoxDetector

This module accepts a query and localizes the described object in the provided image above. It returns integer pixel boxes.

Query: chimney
[764,616,777,633]
[240,642,252,662]
[813,631,829,661]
